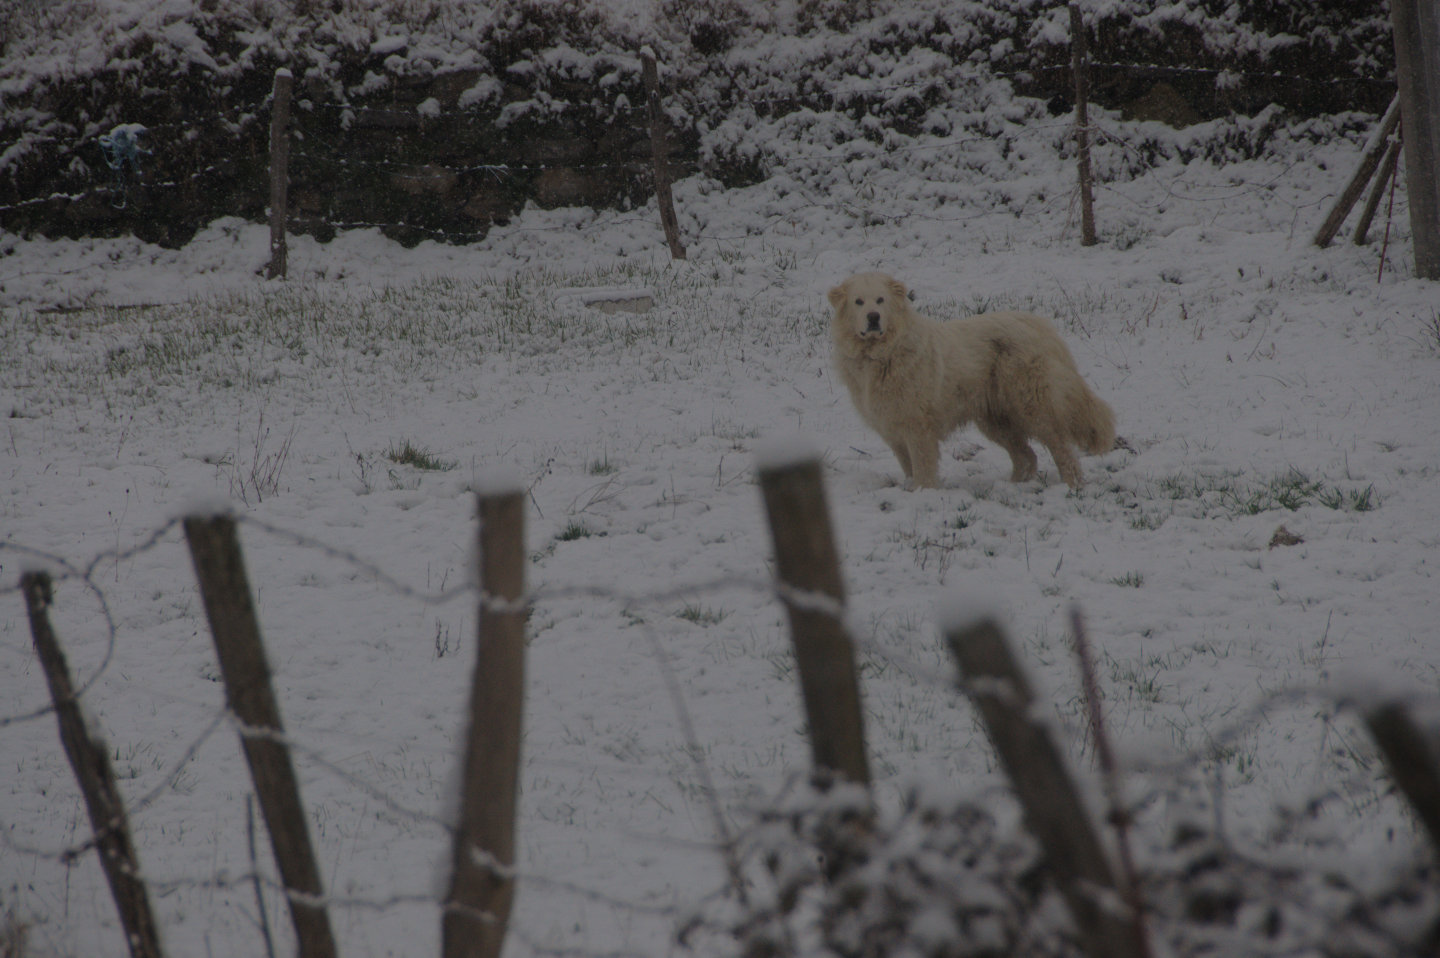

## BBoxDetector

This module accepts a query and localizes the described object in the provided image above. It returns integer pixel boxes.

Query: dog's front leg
[907,438,941,488]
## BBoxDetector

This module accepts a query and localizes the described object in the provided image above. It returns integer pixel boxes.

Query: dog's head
[828,272,911,350]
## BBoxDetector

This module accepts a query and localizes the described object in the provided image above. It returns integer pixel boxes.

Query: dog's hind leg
[1034,430,1083,489]
[978,419,1038,483]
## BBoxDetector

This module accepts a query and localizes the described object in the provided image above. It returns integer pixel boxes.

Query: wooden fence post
[943,613,1148,958]
[1354,131,1403,245]
[183,515,337,958]
[757,454,869,786]
[21,572,166,958]
[442,485,527,958]
[640,47,687,261]
[267,68,293,281]
[1363,701,1440,857]
[1390,0,1440,278]
[1314,95,1402,249]
[1070,4,1098,247]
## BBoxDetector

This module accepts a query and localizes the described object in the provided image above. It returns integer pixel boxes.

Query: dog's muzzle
[864,311,883,336]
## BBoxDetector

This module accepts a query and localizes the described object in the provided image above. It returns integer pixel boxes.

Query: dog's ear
[886,276,909,301]
[827,284,848,308]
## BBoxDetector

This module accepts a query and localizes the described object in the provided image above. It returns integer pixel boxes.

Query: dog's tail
[1067,382,1116,455]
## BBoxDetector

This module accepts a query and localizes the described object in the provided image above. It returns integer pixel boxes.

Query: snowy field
[3,106,1440,957]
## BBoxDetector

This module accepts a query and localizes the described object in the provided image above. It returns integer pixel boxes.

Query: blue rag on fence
[99,123,150,172]
[99,123,151,208]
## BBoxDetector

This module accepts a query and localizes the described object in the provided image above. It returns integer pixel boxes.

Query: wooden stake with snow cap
[443,475,527,958]
[21,571,166,958]
[267,67,293,280]
[756,438,869,787]
[183,514,337,958]
[640,47,687,261]
[941,600,1150,958]
[1070,5,1098,247]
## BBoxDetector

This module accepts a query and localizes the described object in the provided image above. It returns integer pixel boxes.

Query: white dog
[829,272,1115,489]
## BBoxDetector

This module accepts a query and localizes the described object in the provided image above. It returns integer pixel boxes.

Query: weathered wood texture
[442,490,527,958]
[184,515,337,958]
[758,457,869,786]
[267,68,293,280]
[945,616,1148,958]
[22,571,166,958]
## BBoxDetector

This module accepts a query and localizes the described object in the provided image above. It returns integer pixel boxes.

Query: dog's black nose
[866,311,882,330]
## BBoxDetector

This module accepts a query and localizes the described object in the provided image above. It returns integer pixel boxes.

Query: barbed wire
[289,145,650,177]
[1028,59,1393,87]
[0,49,1408,957]
[306,98,651,121]
[0,509,1411,956]
[0,510,1393,788]
[0,115,1275,249]
[0,157,247,216]
[0,54,1389,226]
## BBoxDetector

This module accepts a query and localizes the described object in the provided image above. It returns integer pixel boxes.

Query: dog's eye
[876,296,885,304]
[854,298,864,306]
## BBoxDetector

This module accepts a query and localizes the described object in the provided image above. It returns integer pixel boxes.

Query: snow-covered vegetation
[3,2,1439,957]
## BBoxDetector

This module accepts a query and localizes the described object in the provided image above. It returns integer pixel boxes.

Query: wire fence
[0,47,1396,254]
[2,453,1434,957]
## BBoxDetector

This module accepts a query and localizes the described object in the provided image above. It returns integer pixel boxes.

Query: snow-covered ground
[3,105,1439,957]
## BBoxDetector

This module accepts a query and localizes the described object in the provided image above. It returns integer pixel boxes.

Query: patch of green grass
[5,262,827,426]
[556,520,598,542]
[1142,467,1380,518]
[1209,741,1258,782]
[1154,470,1243,502]
[677,603,728,626]
[1110,571,1145,588]
[1109,659,1164,703]
[385,439,457,472]
[1223,467,1322,515]
[588,453,617,475]
[1318,483,1378,512]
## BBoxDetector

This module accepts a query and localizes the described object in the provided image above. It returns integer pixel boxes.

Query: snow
[469,469,526,499]
[753,433,824,474]
[934,588,1011,639]
[3,57,1440,958]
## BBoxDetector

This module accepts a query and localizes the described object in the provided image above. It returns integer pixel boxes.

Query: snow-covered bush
[693,772,1440,958]
[693,780,1073,958]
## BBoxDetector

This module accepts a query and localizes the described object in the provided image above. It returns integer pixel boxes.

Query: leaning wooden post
[757,448,869,786]
[1314,95,1402,249]
[442,483,527,958]
[1070,4,1098,247]
[267,67,294,280]
[1355,130,1403,246]
[640,47,687,261]
[943,610,1149,958]
[21,572,166,958]
[1363,701,1440,858]
[183,516,337,958]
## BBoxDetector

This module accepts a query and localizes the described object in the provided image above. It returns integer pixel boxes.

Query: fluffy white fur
[829,271,1116,489]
